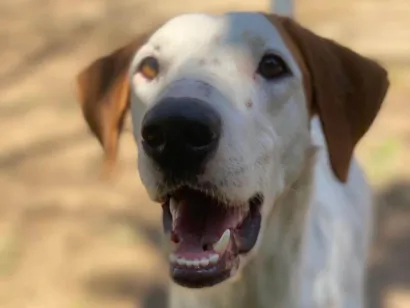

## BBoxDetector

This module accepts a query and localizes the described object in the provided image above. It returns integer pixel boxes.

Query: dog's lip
[161,187,263,288]
[170,241,239,288]
[169,226,241,288]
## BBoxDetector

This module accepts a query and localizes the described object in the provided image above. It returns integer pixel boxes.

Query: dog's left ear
[275,16,390,182]
[76,34,149,172]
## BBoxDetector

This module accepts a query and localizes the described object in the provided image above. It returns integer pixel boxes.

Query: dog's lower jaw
[168,158,315,308]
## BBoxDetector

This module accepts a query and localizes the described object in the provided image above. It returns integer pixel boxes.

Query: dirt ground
[0,0,409,307]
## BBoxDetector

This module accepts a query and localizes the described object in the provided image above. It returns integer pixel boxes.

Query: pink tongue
[172,190,240,253]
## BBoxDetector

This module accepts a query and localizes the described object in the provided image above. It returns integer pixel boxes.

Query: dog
[75,12,389,308]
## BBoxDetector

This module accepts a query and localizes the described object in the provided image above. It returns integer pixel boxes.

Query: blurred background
[0,0,409,307]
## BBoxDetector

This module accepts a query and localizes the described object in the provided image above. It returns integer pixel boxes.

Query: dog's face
[132,13,308,200]
[130,13,310,287]
[76,12,389,289]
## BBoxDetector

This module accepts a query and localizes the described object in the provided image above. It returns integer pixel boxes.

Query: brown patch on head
[261,13,389,182]
[246,100,253,108]
[75,25,160,176]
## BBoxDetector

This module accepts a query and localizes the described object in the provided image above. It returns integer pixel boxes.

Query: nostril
[142,124,166,150]
[183,123,217,149]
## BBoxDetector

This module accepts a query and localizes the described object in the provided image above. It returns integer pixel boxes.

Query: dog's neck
[168,149,316,308]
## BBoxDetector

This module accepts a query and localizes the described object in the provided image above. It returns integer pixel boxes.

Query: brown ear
[76,35,148,172]
[277,16,389,182]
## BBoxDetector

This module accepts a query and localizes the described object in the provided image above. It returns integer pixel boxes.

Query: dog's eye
[138,56,160,80]
[257,54,289,79]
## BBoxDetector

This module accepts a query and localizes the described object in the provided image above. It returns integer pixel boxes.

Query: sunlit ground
[0,0,409,307]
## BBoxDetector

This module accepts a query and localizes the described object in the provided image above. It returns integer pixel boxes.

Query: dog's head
[76,12,389,288]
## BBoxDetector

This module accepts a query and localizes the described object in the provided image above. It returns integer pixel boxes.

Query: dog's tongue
[172,189,243,254]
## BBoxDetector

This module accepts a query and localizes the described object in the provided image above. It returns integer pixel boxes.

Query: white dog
[76,12,389,308]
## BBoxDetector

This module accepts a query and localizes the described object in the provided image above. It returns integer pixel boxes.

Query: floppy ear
[76,35,148,172]
[277,16,389,182]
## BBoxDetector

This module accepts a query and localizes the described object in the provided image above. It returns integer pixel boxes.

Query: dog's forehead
[147,12,301,75]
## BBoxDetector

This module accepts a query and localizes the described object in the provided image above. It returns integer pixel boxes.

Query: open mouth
[162,187,263,288]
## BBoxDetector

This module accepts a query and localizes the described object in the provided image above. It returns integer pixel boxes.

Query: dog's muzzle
[140,80,223,179]
[139,80,263,288]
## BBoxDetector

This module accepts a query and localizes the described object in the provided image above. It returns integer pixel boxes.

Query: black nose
[141,97,222,176]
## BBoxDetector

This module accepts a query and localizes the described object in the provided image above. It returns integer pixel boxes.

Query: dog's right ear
[76,34,149,172]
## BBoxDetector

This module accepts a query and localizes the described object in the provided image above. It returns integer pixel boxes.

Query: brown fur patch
[76,27,160,175]
[262,13,389,182]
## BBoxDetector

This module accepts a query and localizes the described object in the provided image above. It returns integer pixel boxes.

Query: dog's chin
[160,186,263,288]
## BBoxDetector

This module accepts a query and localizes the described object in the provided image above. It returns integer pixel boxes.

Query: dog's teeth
[170,254,219,268]
[185,260,194,267]
[213,229,231,254]
[192,259,200,267]
[209,254,219,264]
[199,258,210,267]
[170,198,178,219]
[177,258,187,266]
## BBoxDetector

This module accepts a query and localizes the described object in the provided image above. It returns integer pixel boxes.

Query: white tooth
[200,258,210,267]
[177,258,186,266]
[170,198,178,219]
[192,259,200,267]
[209,254,219,264]
[169,254,177,263]
[213,229,231,254]
[185,260,194,267]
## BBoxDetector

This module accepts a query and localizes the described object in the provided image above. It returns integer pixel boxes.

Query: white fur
[128,13,373,308]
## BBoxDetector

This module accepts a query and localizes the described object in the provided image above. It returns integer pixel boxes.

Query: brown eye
[257,54,289,79]
[138,56,160,80]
